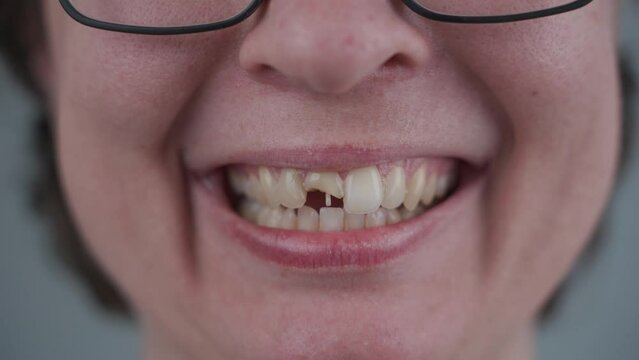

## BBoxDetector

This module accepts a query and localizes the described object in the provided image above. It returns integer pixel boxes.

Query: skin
[40,0,620,359]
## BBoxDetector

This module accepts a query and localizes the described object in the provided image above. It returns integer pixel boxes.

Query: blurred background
[1,3,638,359]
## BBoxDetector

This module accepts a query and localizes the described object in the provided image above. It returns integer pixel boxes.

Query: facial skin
[41,0,620,359]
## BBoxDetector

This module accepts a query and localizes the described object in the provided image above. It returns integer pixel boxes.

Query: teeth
[265,207,284,228]
[319,207,345,231]
[259,167,280,208]
[247,174,267,204]
[280,208,297,230]
[421,174,438,207]
[297,206,319,231]
[303,172,344,199]
[276,168,307,209]
[365,209,386,228]
[386,209,401,225]
[436,173,453,199]
[403,165,426,211]
[344,166,383,215]
[381,167,406,210]
[345,213,366,230]
[239,200,261,222]
[400,206,424,221]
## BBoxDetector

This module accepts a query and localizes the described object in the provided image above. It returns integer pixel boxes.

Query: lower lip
[197,165,484,270]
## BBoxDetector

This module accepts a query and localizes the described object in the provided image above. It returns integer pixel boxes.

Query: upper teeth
[229,160,458,230]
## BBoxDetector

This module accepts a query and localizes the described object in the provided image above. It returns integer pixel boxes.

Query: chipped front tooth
[319,207,344,231]
[365,209,387,228]
[297,206,319,231]
[381,166,406,209]
[280,208,297,230]
[344,166,383,215]
[421,174,438,207]
[345,213,365,230]
[386,209,401,225]
[403,165,426,211]
[258,167,280,208]
[303,172,344,199]
[276,168,307,209]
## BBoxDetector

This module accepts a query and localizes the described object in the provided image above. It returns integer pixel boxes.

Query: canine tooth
[280,209,297,230]
[345,213,365,230]
[258,167,280,208]
[239,200,261,222]
[265,208,284,228]
[319,208,344,231]
[386,209,401,224]
[297,206,319,231]
[303,172,344,199]
[381,166,406,209]
[365,209,386,228]
[421,174,438,207]
[276,168,307,209]
[344,166,383,214]
[403,165,426,211]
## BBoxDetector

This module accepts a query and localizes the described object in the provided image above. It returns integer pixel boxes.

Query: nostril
[383,53,414,69]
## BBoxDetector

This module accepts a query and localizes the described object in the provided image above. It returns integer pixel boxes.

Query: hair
[0,0,636,319]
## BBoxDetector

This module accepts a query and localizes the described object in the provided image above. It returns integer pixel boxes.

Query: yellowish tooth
[325,193,332,207]
[403,165,426,211]
[421,174,438,207]
[303,172,344,199]
[319,207,344,231]
[381,166,406,209]
[344,166,383,214]
[297,206,319,231]
[239,200,261,222]
[259,166,280,208]
[276,168,307,209]
[365,209,386,228]
[280,209,297,230]
[247,174,267,204]
[386,209,401,225]
[344,213,365,230]
[256,206,271,226]
[265,208,284,228]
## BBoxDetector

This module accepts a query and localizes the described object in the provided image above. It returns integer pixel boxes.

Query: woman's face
[43,0,620,359]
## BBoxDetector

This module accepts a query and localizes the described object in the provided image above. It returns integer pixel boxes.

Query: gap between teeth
[230,162,457,231]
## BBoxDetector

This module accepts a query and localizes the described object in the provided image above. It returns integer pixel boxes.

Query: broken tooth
[365,209,387,228]
[303,172,344,199]
[344,166,383,215]
[344,213,365,230]
[276,168,307,209]
[403,165,426,211]
[259,167,280,208]
[319,207,345,231]
[297,206,319,231]
[381,166,406,210]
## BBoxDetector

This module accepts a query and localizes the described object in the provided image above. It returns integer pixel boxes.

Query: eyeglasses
[58,0,594,35]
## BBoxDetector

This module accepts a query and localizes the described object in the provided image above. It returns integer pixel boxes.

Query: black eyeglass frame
[58,0,594,35]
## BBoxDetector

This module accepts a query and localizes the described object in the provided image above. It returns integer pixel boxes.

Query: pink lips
[196,161,483,270]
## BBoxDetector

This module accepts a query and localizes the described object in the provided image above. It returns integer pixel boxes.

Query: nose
[239,0,430,94]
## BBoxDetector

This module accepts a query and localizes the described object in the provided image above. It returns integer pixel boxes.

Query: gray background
[1,4,638,359]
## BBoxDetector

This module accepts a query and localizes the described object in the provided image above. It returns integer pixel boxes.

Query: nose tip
[239,1,430,94]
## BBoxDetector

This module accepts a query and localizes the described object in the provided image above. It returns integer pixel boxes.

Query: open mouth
[194,153,483,270]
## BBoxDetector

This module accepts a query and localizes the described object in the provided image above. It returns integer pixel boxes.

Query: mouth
[193,151,485,271]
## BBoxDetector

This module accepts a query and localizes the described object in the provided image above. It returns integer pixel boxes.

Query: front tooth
[345,213,365,230]
[276,168,307,209]
[365,209,386,228]
[344,166,383,214]
[259,167,280,208]
[386,209,401,224]
[403,165,426,211]
[421,174,438,207]
[297,206,319,231]
[280,208,297,229]
[319,208,344,231]
[381,166,406,209]
[303,172,344,199]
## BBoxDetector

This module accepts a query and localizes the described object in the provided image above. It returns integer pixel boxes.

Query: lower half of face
[47,0,620,359]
